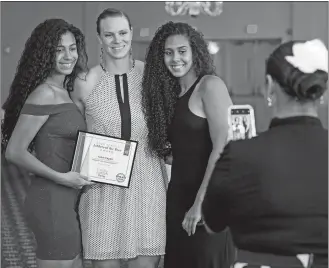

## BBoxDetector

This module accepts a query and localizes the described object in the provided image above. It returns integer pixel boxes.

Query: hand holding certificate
[71,131,138,188]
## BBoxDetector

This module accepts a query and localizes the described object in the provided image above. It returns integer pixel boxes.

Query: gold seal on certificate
[71,131,138,188]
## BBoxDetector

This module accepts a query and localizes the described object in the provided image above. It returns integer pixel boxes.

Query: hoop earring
[100,47,104,63]
[267,97,273,107]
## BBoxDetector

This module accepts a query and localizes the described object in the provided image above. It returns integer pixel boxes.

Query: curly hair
[142,21,216,158]
[1,18,88,153]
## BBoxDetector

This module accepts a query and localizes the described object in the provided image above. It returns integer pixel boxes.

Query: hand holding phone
[227,105,256,141]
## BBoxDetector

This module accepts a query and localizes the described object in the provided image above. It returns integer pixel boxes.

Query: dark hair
[266,40,328,101]
[96,8,132,34]
[142,21,216,158]
[1,18,88,153]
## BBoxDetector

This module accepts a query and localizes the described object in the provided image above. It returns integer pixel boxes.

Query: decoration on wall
[207,41,220,54]
[165,2,223,17]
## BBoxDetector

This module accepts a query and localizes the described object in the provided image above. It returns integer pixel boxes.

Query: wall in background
[292,2,328,46]
[1,2,84,104]
[84,1,292,67]
[1,1,328,129]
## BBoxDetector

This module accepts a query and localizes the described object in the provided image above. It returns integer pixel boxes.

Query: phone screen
[229,108,255,140]
[231,108,250,115]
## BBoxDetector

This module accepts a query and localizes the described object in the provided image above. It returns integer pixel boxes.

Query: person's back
[203,39,328,267]
[227,116,327,262]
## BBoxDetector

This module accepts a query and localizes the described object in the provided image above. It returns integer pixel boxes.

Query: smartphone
[228,105,256,141]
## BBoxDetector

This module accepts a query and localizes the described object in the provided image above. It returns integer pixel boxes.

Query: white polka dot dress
[79,62,167,260]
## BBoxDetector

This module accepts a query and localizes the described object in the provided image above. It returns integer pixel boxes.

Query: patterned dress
[79,61,167,260]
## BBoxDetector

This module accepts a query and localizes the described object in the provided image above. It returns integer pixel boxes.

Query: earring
[100,47,105,65]
[267,96,273,107]
[320,96,324,105]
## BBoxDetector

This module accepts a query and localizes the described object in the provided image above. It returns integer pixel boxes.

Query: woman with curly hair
[142,22,234,268]
[2,18,92,268]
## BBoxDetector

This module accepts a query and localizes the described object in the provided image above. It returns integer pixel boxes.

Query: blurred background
[1,1,328,268]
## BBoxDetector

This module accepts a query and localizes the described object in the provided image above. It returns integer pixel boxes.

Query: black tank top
[168,76,212,199]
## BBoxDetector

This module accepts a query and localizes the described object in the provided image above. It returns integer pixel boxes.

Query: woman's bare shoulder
[25,84,57,105]
[134,60,145,75]
[201,75,227,90]
[199,75,232,106]
[73,65,104,100]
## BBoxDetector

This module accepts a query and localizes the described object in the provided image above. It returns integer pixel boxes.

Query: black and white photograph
[1,1,328,268]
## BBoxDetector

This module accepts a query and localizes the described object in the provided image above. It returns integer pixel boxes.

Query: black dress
[165,77,234,268]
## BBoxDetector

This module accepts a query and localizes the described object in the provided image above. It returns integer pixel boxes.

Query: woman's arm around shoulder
[134,60,145,75]
[71,65,103,114]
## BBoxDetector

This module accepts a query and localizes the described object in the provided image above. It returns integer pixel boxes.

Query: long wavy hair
[1,18,88,153]
[142,22,216,158]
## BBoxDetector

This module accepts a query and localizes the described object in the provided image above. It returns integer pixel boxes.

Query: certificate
[71,131,138,188]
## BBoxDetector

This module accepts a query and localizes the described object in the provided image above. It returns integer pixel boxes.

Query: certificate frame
[70,130,138,188]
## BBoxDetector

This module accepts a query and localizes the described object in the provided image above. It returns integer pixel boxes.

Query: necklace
[44,82,66,90]
[100,59,135,75]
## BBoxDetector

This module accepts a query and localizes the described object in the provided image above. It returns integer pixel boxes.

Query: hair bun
[291,70,328,101]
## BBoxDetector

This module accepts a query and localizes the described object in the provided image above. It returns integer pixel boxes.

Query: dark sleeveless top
[165,77,234,268]
[168,76,212,205]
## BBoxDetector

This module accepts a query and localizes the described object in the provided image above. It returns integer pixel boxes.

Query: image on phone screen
[228,105,256,141]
